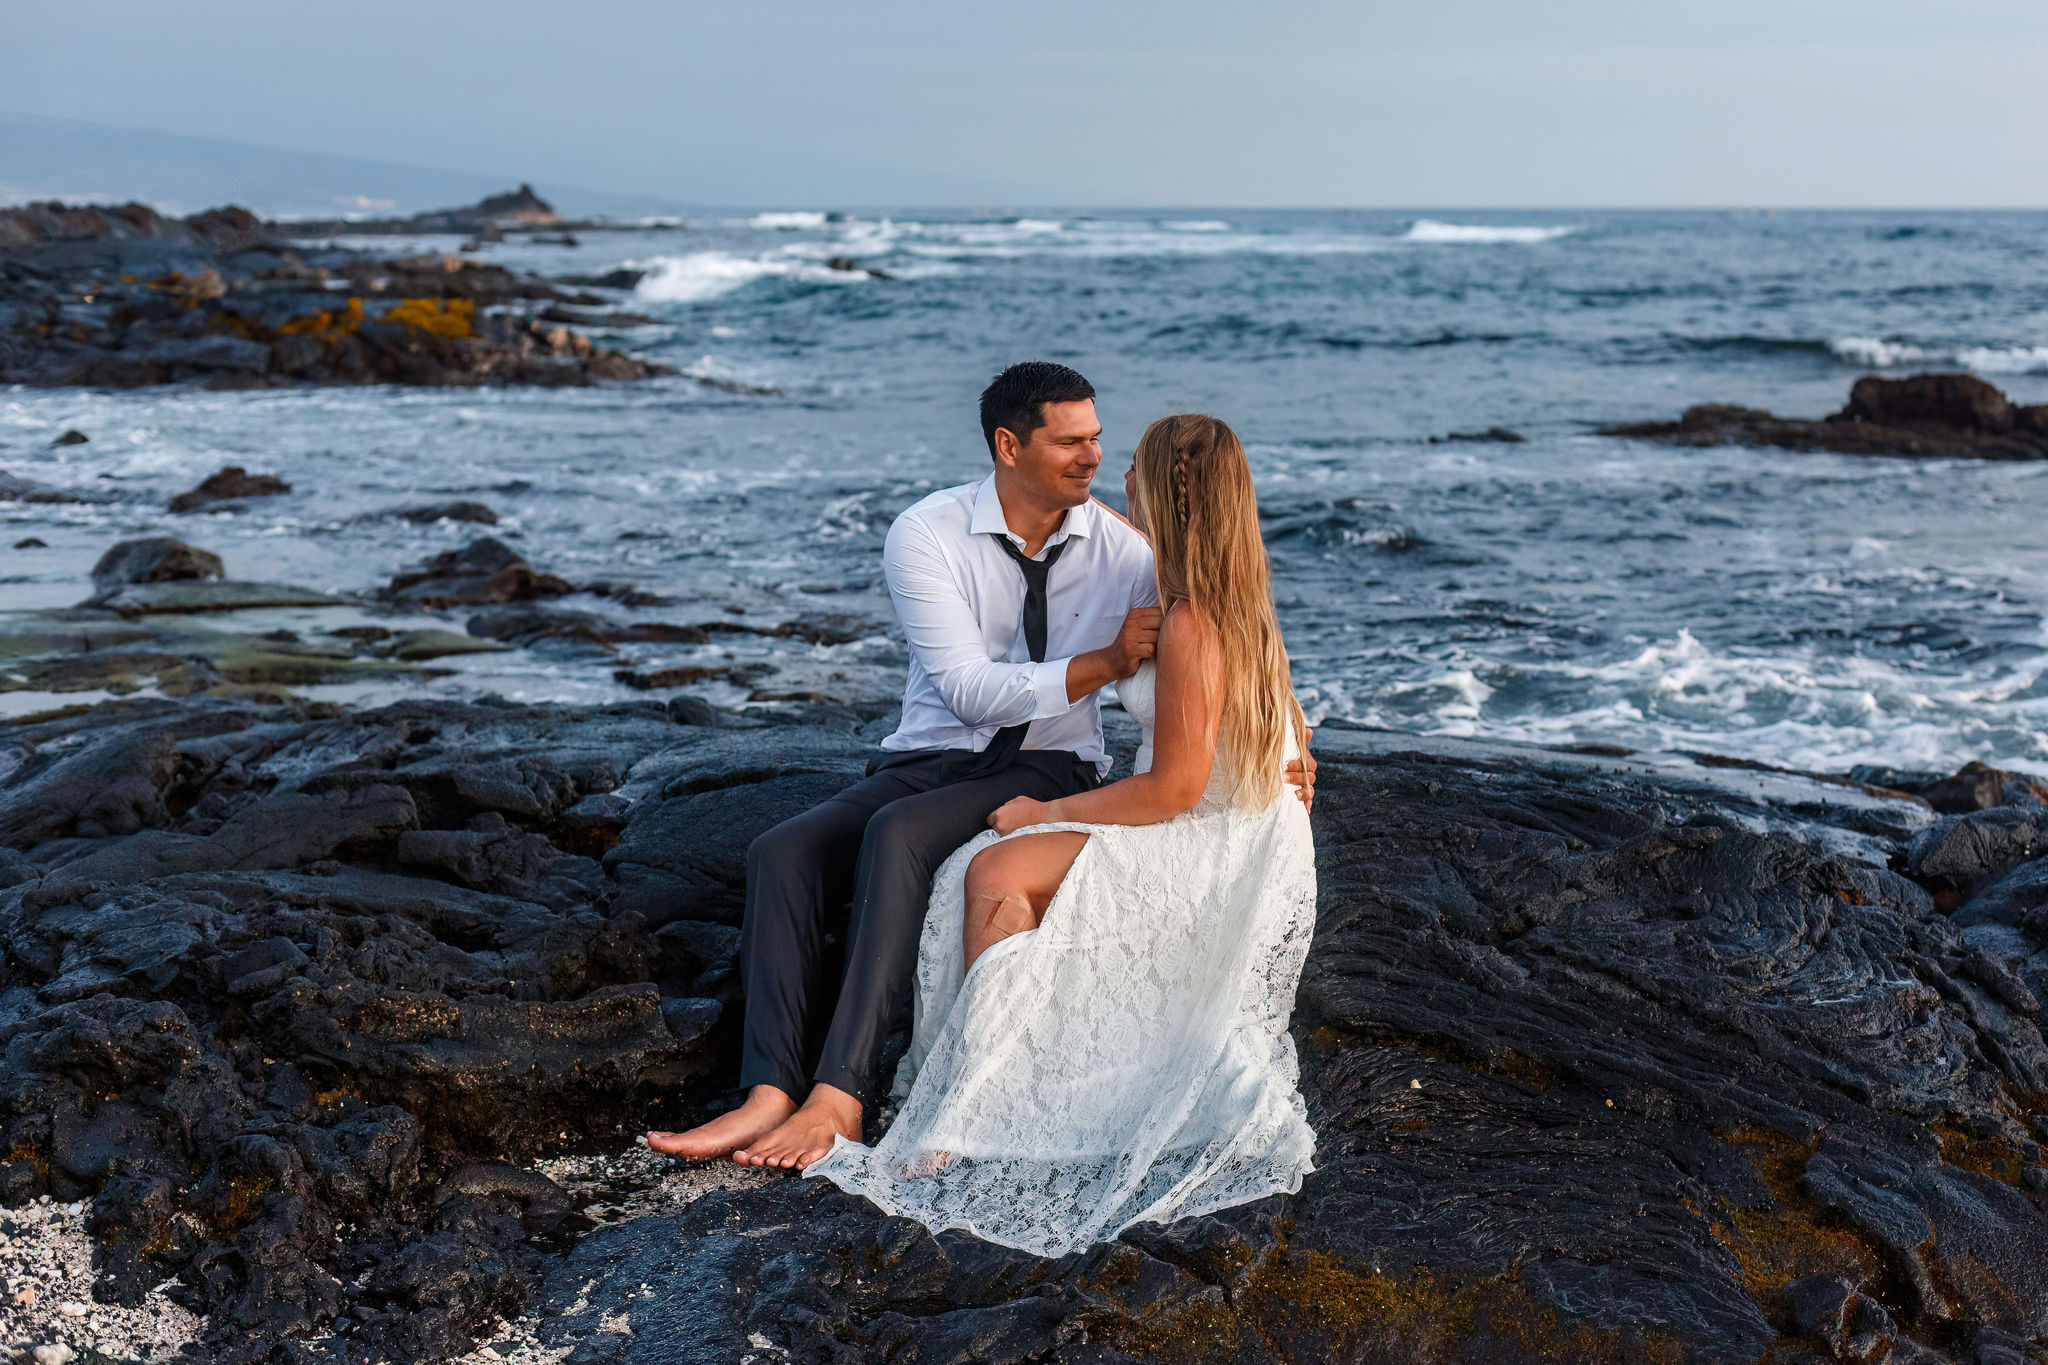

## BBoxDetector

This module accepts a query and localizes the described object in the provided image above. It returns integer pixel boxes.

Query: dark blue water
[4,209,2047,771]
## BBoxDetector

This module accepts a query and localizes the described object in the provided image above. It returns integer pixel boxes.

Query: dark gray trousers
[737,747,1100,1107]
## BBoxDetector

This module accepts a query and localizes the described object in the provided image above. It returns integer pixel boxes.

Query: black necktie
[971,534,1068,773]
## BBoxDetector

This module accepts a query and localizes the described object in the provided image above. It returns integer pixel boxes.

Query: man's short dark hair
[979,361,1096,458]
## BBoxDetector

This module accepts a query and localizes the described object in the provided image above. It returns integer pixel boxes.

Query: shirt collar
[969,474,1095,550]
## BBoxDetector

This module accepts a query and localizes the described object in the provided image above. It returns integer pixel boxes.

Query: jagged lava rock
[0,695,881,1361]
[0,198,672,390]
[0,699,2044,1363]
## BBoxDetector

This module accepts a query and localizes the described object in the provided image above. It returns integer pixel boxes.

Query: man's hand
[1106,605,1161,678]
[1065,605,1162,701]
[989,796,1051,836]
[1283,729,1316,812]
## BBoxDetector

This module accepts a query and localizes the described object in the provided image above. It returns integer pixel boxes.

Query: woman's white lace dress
[805,663,1319,1257]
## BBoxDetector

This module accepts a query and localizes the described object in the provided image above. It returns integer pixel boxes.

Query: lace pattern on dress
[806,662,1318,1257]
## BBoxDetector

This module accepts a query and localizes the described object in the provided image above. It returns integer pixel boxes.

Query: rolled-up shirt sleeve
[885,513,1074,730]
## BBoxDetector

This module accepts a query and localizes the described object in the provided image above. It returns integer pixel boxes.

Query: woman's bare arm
[989,604,1222,834]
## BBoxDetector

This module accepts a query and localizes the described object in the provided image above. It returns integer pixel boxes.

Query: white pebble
[58,1301,88,1317]
[35,1346,77,1365]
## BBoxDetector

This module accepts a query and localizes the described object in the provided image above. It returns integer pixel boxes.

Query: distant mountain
[0,111,690,220]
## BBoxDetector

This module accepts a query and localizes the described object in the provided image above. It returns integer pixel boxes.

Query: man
[649,361,1313,1168]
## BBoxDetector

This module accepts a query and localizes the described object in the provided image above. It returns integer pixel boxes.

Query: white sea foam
[1402,220,1576,245]
[633,251,864,303]
[1162,220,1230,232]
[749,211,830,230]
[897,220,1387,260]
[1829,337,2048,374]
[1829,337,1936,368]
[1341,626,2048,777]
[1958,346,2048,374]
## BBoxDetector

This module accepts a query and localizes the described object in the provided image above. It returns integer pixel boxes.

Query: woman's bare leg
[963,831,1089,971]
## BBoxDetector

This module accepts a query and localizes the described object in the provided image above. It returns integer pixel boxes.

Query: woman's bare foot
[734,1083,863,1169]
[646,1085,796,1160]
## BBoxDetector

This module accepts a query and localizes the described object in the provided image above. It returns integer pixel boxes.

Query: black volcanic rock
[1855,759,2048,814]
[90,536,225,592]
[381,537,572,609]
[1604,372,2048,460]
[169,464,292,512]
[0,198,672,390]
[389,500,499,525]
[0,470,105,504]
[0,699,2043,1363]
[270,185,562,239]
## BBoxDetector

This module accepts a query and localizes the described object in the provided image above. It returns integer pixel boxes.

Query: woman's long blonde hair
[1132,413,1307,808]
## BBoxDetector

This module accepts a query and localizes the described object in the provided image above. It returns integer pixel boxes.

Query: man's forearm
[1064,646,1126,703]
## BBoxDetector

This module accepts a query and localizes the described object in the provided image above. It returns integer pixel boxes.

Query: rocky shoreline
[0,526,868,710]
[0,677,2044,1363]
[0,191,670,389]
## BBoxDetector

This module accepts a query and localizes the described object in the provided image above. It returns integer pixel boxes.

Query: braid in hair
[1174,441,1192,530]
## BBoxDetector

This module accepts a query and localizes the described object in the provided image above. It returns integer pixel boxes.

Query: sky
[8,0,2048,208]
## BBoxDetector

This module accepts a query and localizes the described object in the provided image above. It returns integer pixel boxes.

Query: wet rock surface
[168,466,292,514]
[1603,373,2048,460]
[0,698,2043,1363]
[380,537,573,611]
[0,198,671,389]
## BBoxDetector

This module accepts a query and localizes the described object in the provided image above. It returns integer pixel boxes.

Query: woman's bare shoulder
[1158,601,1222,665]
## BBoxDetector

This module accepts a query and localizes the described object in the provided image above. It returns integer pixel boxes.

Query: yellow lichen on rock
[382,296,475,338]
[276,296,367,338]
[1103,1241,1688,1363]
[1707,1127,1879,1305]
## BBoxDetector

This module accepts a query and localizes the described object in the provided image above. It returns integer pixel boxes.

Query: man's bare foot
[646,1085,796,1160]
[734,1082,862,1170]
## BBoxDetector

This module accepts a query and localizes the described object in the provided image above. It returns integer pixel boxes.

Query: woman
[804,413,1319,1258]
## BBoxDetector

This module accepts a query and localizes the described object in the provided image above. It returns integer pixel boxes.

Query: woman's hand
[988,796,1050,836]
[1284,729,1316,812]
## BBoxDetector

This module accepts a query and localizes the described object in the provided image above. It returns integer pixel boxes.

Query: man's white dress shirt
[880,474,1157,772]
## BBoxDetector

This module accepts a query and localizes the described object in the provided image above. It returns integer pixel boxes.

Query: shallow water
[4,208,2047,771]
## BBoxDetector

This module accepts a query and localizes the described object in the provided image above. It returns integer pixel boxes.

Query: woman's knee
[965,840,1022,903]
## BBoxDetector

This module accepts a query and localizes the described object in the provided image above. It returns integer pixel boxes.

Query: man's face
[1000,399,1102,509]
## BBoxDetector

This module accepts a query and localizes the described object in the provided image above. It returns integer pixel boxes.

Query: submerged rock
[88,580,345,617]
[0,610,426,697]
[389,500,499,525]
[0,471,104,504]
[1603,372,2048,459]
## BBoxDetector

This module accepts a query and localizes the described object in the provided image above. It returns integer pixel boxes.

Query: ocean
[4,208,2047,773]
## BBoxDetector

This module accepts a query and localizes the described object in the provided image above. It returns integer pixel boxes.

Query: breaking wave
[748,211,831,230]
[1403,220,1576,245]
[632,251,865,303]
[1830,337,2048,374]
